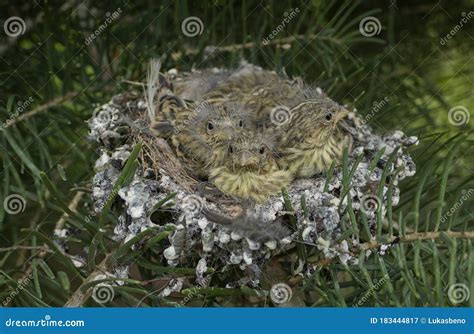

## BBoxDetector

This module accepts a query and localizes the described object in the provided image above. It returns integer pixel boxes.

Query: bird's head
[224,130,276,172]
[189,101,251,144]
[289,97,349,143]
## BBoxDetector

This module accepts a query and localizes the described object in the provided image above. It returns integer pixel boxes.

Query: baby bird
[145,59,252,178]
[200,69,323,129]
[277,97,350,178]
[209,130,292,202]
[151,97,251,177]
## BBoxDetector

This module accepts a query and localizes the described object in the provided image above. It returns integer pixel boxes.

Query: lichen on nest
[87,76,417,291]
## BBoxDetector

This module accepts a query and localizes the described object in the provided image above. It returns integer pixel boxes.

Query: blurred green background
[0,0,472,307]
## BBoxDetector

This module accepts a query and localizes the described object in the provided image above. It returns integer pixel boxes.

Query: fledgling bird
[198,65,325,128]
[174,61,281,102]
[277,97,350,178]
[151,97,252,177]
[171,68,232,101]
[209,130,292,203]
[145,60,252,178]
[203,79,306,127]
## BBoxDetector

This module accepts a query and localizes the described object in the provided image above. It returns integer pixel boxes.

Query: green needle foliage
[0,0,472,307]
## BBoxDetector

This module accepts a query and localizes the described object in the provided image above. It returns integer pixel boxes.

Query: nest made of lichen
[88,85,418,290]
[96,91,199,189]
[97,90,277,210]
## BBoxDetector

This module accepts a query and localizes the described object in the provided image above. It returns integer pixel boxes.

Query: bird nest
[88,82,417,295]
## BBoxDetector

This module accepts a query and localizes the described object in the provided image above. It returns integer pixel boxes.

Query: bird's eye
[238,119,243,127]
[325,112,333,121]
[259,146,265,154]
[207,122,214,130]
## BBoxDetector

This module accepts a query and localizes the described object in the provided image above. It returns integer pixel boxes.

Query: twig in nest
[359,230,474,251]
[64,257,110,307]
[171,33,322,60]
[121,79,145,87]
[137,134,198,191]
[0,246,53,253]
[304,230,474,271]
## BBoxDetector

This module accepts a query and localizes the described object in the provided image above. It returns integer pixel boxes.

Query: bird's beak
[336,107,350,122]
[215,134,226,141]
[215,128,233,141]
[239,151,257,167]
